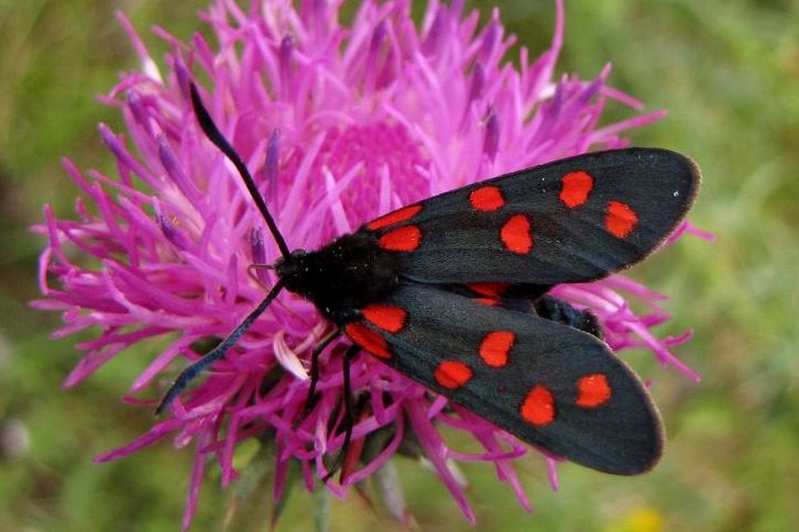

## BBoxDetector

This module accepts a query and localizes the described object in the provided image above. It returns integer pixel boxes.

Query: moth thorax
[275,232,401,324]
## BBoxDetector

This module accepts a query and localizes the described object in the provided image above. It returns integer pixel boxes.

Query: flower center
[281,122,429,240]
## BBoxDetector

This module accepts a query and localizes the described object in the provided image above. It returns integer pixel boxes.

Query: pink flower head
[33,0,711,528]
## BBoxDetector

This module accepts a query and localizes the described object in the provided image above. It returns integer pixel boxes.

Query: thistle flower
[33,0,711,528]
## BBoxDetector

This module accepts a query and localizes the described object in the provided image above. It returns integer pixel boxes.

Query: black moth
[157,83,700,476]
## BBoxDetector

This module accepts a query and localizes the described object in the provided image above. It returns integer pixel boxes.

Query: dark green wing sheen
[352,283,663,475]
[360,148,699,285]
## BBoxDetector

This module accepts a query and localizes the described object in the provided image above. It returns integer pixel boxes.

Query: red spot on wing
[341,412,368,480]
[521,385,555,426]
[576,373,612,408]
[473,297,498,306]
[467,282,509,297]
[434,361,473,389]
[361,304,407,333]
[345,323,391,359]
[469,185,505,212]
[378,225,422,251]
[479,331,515,367]
[500,214,533,254]
[560,170,594,208]
[367,204,422,231]
[605,201,638,238]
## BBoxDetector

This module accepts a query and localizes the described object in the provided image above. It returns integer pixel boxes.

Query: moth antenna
[156,279,286,415]
[189,83,291,259]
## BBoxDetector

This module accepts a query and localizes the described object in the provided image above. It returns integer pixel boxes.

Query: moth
[158,83,699,476]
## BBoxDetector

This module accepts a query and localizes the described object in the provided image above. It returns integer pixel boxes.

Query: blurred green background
[1,0,797,530]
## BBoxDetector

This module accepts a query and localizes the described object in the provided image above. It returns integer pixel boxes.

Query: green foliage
[1,0,797,530]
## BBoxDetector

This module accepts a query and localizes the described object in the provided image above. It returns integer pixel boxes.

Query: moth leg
[534,295,603,339]
[294,328,341,429]
[324,344,359,483]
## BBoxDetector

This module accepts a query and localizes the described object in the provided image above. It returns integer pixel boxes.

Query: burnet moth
[157,83,700,477]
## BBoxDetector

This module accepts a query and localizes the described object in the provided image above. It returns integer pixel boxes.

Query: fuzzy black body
[534,295,604,339]
[276,232,401,325]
